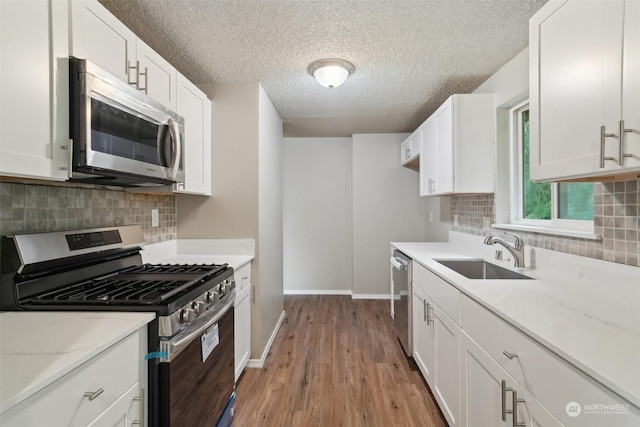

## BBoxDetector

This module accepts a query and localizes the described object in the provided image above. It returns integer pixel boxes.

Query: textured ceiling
[98,0,548,137]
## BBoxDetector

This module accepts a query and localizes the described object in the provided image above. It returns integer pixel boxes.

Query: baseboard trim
[351,293,391,300]
[283,289,351,295]
[246,309,286,369]
[283,289,391,300]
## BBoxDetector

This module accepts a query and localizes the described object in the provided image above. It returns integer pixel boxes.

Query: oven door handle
[162,295,234,362]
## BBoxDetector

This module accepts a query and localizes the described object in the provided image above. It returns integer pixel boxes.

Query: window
[511,102,594,231]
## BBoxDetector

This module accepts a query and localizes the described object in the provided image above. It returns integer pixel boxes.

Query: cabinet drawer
[413,262,460,324]
[461,295,640,426]
[2,332,139,427]
[234,263,252,292]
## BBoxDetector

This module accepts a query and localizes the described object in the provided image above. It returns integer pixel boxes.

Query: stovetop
[25,263,228,305]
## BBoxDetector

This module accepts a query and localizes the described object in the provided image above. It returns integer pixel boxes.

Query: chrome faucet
[484,232,525,268]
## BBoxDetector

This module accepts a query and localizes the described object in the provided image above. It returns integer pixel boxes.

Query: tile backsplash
[0,182,176,243]
[450,179,640,267]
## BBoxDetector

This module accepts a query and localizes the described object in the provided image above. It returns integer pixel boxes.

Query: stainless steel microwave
[69,58,184,186]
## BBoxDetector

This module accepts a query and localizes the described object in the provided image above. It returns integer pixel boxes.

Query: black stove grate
[26,263,228,305]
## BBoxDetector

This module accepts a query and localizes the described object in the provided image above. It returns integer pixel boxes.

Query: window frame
[508,101,594,233]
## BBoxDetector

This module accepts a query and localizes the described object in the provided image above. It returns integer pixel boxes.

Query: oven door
[70,59,184,185]
[158,297,235,427]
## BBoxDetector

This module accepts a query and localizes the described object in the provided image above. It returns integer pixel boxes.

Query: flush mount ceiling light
[308,58,354,89]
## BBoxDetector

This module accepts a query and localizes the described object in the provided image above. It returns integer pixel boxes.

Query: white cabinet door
[460,331,516,427]
[70,0,136,83]
[234,285,252,382]
[412,283,434,384]
[0,0,69,181]
[622,0,640,170]
[517,386,564,427]
[433,304,460,426]
[86,383,143,427]
[175,73,212,196]
[419,118,436,196]
[434,98,454,194]
[530,0,639,180]
[136,40,177,111]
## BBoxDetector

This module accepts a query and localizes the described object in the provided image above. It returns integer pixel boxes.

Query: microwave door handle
[157,122,168,170]
[168,118,181,180]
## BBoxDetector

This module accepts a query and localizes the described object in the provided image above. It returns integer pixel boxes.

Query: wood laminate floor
[235,295,448,427]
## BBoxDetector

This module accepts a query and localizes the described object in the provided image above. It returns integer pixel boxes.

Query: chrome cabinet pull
[600,125,617,168]
[503,350,518,359]
[84,388,104,401]
[138,66,148,94]
[128,60,139,87]
[423,300,428,322]
[132,388,145,426]
[619,120,633,166]
[501,380,525,427]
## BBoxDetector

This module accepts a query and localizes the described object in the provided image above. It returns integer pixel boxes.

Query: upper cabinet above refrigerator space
[529,0,640,182]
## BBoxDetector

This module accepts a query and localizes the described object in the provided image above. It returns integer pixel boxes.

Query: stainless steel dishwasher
[391,250,412,356]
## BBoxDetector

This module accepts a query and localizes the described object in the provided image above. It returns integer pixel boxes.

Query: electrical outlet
[483,216,491,230]
[151,209,159,227]
[453,214,459,227]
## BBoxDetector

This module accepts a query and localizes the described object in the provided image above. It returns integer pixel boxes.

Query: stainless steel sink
[434,259,533,280]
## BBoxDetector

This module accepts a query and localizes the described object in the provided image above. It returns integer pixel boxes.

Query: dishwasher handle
[390,256,408,271]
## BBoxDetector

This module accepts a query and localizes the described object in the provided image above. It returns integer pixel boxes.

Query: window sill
[492,223,601,240]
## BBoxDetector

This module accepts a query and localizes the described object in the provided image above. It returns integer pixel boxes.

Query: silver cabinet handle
[600,125,617,168]
[503,350,518,359]
[132,388,145,426]
[84,388,104,401]
[423,300,428,322]
[127,60,139,87]
[501,380,525,427]
[138,66,148,94]
[619,120,633,166]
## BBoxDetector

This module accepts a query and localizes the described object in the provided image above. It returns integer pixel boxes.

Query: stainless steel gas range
[0,225,236,427]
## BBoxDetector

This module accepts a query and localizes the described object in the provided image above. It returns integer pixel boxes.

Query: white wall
[283,137,353,293]
[256,84,284,357]
[473,47,529,223]
[352,134,449,297]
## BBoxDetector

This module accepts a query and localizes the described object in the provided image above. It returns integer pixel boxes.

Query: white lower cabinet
[412,283,434,384]
[234,262,252,382]
[460,331,517,427]
[1,331,146,427]
[461,294,640,427]
[413,263,460,427]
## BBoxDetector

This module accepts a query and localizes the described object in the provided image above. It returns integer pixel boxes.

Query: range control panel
[65,230,122,251]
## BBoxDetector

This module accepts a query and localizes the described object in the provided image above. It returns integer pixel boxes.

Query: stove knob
[192,301,206,315]
[180,308,196,323]
[206,291,219,303]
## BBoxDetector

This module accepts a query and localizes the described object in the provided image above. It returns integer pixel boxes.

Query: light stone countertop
[392,232,640,409]
[0,311,155,414]
[141,239,254,270]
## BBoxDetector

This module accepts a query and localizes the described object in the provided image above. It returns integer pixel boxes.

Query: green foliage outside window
[521,110,552,219]
[520,109,593,221]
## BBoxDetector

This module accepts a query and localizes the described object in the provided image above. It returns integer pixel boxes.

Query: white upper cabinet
[137,40,178,110]
[401,131,420,169]
[70,0,136,83]
[0,0,69,181]
[70,0,177,110]
[175,73,212,196]
[419,94,495,196]
[530,0,640,181]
